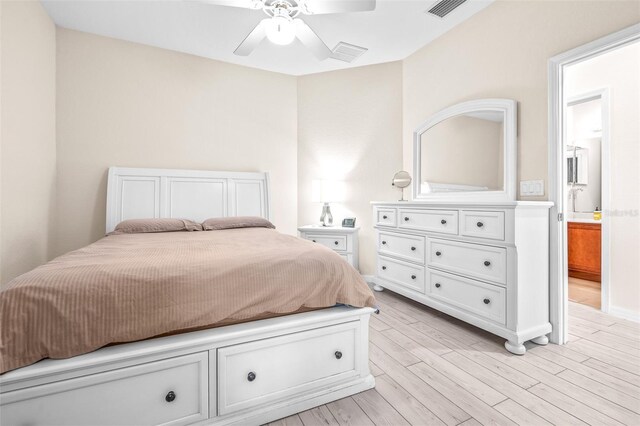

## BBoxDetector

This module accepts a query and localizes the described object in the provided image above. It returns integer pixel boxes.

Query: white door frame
[548,23,640,344]
[565,90,611,315]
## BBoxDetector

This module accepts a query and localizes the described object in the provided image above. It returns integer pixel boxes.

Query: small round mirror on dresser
[413,98,517,202]
[391,171,412,201]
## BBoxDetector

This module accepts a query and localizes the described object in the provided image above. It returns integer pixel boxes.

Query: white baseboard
[608,305,640,323]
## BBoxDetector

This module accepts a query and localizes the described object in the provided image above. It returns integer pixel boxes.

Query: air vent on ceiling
[330,42,368,63]
[426,0,467,18]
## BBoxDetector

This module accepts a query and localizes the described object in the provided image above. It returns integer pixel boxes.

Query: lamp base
[320,203,334,227]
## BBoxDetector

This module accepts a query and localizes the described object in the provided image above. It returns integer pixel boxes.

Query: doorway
[548,23,640,344]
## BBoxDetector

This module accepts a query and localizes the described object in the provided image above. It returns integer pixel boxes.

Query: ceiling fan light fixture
[264,16,296,45]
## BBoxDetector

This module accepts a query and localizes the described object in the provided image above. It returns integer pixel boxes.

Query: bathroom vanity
[568,221,602,282]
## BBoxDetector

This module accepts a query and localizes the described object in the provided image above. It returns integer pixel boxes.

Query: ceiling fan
[202,0,376,60]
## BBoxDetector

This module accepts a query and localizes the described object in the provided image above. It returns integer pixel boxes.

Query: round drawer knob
[334,241,339,245]
[477,222,484,228]
[247,372,256,382]
[435,251,442,257]
[382,266,387,270]
[484,298,491,305]
[411,275,416,280]
[382,241,387,245]
[484,261,491,267]
[404,217,410,221]
[435,283,441,288]
[411,246,416,251]
[312,239,316,243]
[165,391,176,403]
[335,351,343,359]
[441,219,447,225]
[383,215,388,219]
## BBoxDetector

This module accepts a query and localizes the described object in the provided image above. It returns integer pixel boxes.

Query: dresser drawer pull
[334,241,339,245]
[483,298,491,305]
[165,391,176,403]
[436,251,442,257]
[382,241,387,245]
[247,372,256,382]
[334,351,343,359]
[484,260,491,267]
[382,266,387,270]
[435,283,441,288]
[411,246,416,251]
[477,222,484,228]
[404,217,410,221]
[441,219,447,225]
[411,275,416,280]
[312,239,316,242]
[383,215,388,219]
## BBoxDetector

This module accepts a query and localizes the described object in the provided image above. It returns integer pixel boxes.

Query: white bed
[0,167,375,426]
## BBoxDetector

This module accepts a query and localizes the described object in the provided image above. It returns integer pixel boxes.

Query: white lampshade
[311,179,343,203]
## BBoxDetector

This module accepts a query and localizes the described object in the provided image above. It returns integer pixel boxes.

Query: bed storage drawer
[307,235,348,251]
[429,269,506,325]
[378,231,425,264]
[428,238,507,285]
[0,352,209,426]
[398,209,458,235]
[460,210,505,241]
[217,322,359,415]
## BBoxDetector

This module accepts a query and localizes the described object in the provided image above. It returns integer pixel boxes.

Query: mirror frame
[413,98,517,202]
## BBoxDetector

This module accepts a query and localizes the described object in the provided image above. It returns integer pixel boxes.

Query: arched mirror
[413,99,517,201]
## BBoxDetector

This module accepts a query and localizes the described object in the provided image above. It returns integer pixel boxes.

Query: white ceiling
[41,0,494,76]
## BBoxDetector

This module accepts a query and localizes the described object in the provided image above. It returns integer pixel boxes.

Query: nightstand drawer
[306,235,347,251]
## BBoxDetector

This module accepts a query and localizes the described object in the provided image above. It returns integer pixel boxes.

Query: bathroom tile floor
[569,276,601,309]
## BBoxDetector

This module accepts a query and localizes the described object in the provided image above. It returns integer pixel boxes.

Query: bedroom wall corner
[297,61,403,275]
[0,0,57,284]
[55,29,297,255]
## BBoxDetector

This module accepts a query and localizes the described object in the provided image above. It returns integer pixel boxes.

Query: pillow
[202,216,275,231]
[110,218,202,235]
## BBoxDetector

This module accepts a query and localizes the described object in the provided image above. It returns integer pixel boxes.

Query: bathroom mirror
[413,99,517,201]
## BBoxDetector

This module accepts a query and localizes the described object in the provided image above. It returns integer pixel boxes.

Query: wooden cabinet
[568,222,601,282]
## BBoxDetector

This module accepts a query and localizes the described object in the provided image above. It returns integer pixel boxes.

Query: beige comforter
[0,228,375,374]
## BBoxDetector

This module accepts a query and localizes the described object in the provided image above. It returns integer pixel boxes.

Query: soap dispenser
[594,207,602,221]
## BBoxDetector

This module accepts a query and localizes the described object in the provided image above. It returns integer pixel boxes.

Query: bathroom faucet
[569,184,584,213]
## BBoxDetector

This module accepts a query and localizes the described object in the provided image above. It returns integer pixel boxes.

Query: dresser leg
[505,340,526,355]
[531,335,549,345]
[373,285,384,292]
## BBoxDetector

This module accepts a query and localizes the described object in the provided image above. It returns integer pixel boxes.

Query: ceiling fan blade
[294,20,331,61]
[197,0,263,9]
[299,0,376,15]
[234,20,267,56]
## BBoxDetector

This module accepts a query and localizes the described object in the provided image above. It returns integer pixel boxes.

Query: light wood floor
[568,277,601,309]
[268,289,640,426]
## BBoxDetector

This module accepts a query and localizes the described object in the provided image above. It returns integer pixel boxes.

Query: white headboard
[106,167,271,233]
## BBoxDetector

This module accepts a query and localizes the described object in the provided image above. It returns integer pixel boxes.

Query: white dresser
[371,201,553,354]
[298,225,359,271]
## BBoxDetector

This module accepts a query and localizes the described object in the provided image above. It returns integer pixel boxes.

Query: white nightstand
[298,225,359,271]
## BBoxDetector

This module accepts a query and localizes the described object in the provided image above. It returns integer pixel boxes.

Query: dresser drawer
[0,353,208,426]
[217,322,359,415]
[428,238,507,285]
[429,269,506,325]
[460,210,505,241]
[377,255,426,293]
[398,209,458,235]
[306,235,347,251]
[378,232,425,264]
[375,208,397,227]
